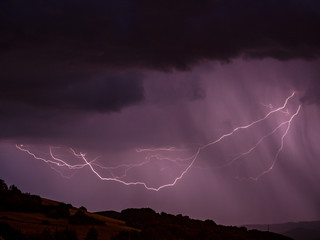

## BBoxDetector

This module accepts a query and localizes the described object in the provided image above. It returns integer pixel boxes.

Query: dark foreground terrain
[1,178,292,240]
[0,179,136,240]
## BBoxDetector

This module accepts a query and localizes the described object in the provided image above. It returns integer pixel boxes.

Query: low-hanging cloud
[1,0,319,104]
[1,74,145,113]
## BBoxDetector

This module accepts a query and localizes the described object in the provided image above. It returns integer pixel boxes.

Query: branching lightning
[16,92,302,191]
[248,104,302,181]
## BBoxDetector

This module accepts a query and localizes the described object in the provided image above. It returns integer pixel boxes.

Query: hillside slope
[1,178,293,240]
[0,179,137,240]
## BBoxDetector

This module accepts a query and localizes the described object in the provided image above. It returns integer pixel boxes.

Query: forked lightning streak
[16,92,301,190]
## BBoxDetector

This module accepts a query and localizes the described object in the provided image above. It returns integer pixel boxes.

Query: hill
[246,221,320,240]
[97,208,293,240]
[0,179,137,240]
[1,178,292,240]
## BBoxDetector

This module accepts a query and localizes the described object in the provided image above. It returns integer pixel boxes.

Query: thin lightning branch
[248,104,302,181]
[69,147,201,191]
[261,103,289,115]
[15,92,300,190]
[199,92,295,150]
[15,145,86,178]
[222,110,299,168]
[49,147,93,169]
[16,145,71,167]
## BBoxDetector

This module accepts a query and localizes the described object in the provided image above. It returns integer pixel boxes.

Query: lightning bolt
[247,104,302,181]
[223,105,301,168]
[16,91,301,191]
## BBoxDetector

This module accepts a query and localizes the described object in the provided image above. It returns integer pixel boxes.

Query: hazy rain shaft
[1,0,320,226]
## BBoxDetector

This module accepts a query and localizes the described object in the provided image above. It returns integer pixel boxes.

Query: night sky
[1,0,320,225]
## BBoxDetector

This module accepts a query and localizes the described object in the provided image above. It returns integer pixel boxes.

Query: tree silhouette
[0,179,8,193]
[9,184,22,194]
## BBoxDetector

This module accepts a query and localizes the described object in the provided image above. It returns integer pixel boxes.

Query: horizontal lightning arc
[15,91,300,191]
[70,148,201,191]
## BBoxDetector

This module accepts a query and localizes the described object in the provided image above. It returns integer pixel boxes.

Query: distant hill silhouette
[96,208,292,240]
[246,221,320,240]
[284,227,320,240]
[1,178,293,240]
[0,178,136,240]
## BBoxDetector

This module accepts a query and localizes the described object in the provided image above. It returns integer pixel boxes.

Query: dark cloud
[1,0,320,68]
[0,73,144,142]
[1,0,319,103]
[0,46,144,113]
[0,0,320,142]
[0,50,145,139]
[0,70,144,113]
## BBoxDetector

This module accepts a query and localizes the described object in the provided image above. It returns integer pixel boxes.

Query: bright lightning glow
[16,91,302,191]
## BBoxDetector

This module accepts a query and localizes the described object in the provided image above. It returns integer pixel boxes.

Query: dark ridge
[1,179,293,240]
[101,208,293,240]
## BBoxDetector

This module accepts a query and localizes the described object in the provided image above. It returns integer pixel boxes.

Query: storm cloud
[1,0,320,113]
[0,0,319,141]
[0,70,144,112]
[2,0,320,67]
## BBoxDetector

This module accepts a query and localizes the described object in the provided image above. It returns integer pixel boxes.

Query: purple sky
[1,0,320,225]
